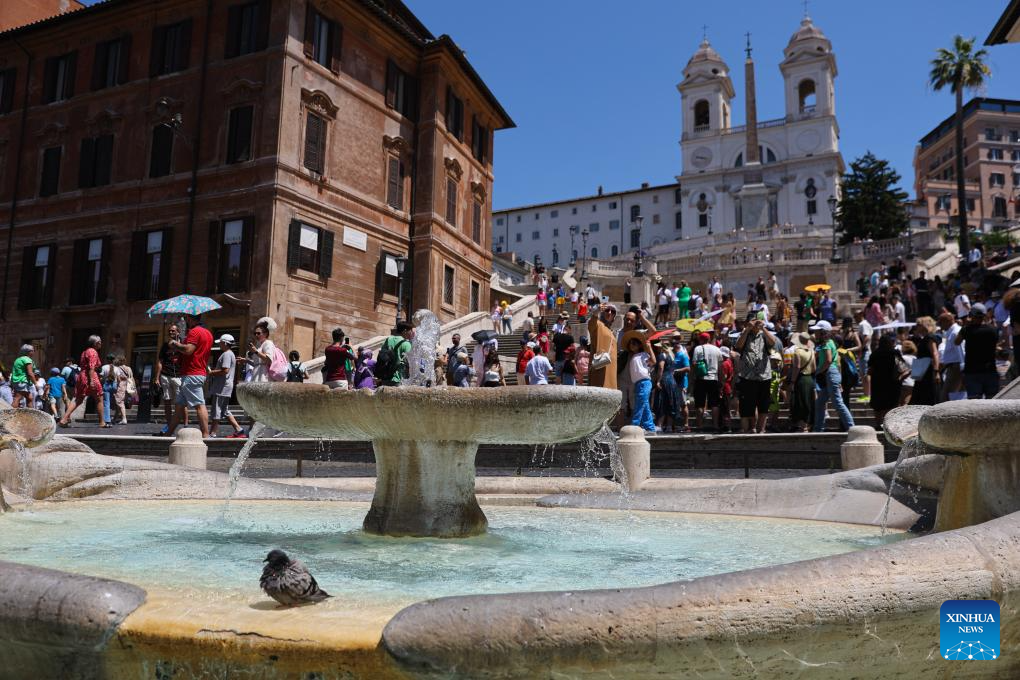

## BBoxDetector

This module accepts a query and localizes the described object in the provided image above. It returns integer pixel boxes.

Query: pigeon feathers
[260,549,332,606]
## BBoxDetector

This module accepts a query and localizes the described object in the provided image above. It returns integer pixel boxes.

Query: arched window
[552,249,559,264]
[798,79,816,113]
[696,192,709,228]
[693,100,710,130]
[591,247,598,258]
[611,245,619,256]
[629,204,641,222]
[805,178,818,218]
[735,146,778,167]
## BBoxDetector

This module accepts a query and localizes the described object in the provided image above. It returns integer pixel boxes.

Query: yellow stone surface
[107,587,409,678]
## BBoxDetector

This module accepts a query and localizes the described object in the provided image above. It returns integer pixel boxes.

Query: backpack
[286,361,305,383]
[693,346,708,378]
[66,366,80,386]
[838,349,859,388]
[374,336,404,384]
[267,346,290,382]
[688,296,697,312]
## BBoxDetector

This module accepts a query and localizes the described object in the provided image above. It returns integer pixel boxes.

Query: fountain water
[224,422,266,506]
[10,440,32,507]
[402,309,441,387]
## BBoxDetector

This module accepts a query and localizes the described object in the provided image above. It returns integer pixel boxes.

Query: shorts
[693,379,721,409]
[175,375,206,408]
[658,304,669,315]
[11,382,29,394]
[211,394,231,421]
[738,379,771,418]
[160,375,182,403]
[325,380,349,390]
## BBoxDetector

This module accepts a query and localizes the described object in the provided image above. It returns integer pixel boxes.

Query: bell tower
[677,38,734,140]
[780,15,837,120]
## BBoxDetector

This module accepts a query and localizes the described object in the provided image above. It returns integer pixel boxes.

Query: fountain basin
[0,407,55,449]
[236,384,622,537]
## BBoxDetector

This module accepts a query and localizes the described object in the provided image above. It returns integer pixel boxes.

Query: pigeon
[260,549,332,607]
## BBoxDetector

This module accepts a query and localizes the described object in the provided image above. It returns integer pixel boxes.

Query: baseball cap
[969,303,987,317]
[810,320,832,332]
[217,334,235,345]
[527,341,538,349]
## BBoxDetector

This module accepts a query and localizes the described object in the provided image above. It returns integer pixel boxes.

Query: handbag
[591,352,611,370]
[910,357,932,381]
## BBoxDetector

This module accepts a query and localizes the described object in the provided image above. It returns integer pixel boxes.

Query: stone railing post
[840,426,884,470]
[617,426,650,491]
[168,428,207,469]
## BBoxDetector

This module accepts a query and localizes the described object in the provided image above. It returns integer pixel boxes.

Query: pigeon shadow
[248,600,322,611]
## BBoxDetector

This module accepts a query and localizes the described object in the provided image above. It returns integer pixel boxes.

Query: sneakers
[227,430,248,439]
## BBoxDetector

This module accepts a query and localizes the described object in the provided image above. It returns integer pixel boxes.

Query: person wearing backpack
[248,317,289,383]
[286,351,308,383]
[375,321,415,386]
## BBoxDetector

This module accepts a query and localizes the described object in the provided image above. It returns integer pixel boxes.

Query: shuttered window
[0,68,15,114]
[303,7,342,73]
[91,36,130,90]
[385,59,416,120]
[445,87,464,140]
[226,105,254,163]
[446,178,457,227]
[443,265,455,306]
[386,156,404,210]
[79,134,114,189]
[43,52,76,103]
[207,217,254,294]
[225,0,269,58]
[472,201,482,244]
[69,237,109,305]
[469,281,480,313]
[128,228,173,301]
[18,244,57,310]
[39,147,61,197]
[303,112,325,174]
[149,125,173,178]
[471,116,487,163]
[286,220,334,280]
[149,20,192,76]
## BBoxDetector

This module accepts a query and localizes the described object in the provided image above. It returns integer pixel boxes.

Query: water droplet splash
[402,309,441,388]
[224,422,266,509]
[10,440,32,507]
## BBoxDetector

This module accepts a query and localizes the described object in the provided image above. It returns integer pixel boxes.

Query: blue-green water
[0,501,906,608]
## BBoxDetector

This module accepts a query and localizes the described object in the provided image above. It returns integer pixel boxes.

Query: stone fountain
[0,401,56,510]
[236,383,622,537]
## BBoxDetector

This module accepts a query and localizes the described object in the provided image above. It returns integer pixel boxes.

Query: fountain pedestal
[365,440,486,537]
[236,383,622,538]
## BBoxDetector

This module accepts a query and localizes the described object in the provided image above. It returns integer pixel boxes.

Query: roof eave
[986,0,1020,45]
[428,35,515,130]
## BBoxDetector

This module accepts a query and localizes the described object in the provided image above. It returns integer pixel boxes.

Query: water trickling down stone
[9,440,32,506]
[880,435,924,536]
[402,309,441,388]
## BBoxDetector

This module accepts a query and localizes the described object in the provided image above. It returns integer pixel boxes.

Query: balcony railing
[725,117,788,135]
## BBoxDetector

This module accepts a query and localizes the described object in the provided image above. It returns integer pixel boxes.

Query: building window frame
[442,263,455,308]
[206,217,254,294]
[303,6,342,73]
[78,134,114,189]
[18,243,57,310]
[226,105,254,164]
[91,37,130,91]
[128,228,174,301]
[149,20,192,77]
[39,146,62,197]
[225,0,270,59]
[43,52,77,104]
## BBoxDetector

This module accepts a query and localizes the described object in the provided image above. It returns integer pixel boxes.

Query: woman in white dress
[248,317,279,383]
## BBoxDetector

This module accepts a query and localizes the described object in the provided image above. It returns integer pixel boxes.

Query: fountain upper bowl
[0,407,56,449]
[236,383,622,443]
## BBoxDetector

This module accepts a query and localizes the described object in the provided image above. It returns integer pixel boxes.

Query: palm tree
[930,35,991,266]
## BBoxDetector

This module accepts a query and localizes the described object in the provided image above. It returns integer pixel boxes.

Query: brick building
[0,0,512,381]
[913,97,1020,235]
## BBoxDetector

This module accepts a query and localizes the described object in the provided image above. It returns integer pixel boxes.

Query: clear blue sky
[408,0,1020,211]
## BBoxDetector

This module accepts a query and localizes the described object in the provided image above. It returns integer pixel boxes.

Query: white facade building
[491,183,681,268]
[490,16,844,274]
[676,18,843,240]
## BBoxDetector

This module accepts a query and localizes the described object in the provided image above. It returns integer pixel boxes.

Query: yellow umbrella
[676,319,715,333]
[804,283,831,293]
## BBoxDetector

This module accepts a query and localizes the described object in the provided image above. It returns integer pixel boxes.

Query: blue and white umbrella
[146,294,222,318]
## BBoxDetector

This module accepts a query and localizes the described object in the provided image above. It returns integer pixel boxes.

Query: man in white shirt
[937,311,966,401]
[709,277,722,300]
[954,292,971,319]
[854,309,873,401]
[892,294,906,323]
[968,246,982,265]
[524,352,553,385]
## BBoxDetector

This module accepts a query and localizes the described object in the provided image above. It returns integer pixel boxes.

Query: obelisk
[737,32,769,229]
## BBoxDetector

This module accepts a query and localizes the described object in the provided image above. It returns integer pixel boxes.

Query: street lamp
[394,255,408,323]
[580,228,590,281]
[827,195,840,263]
[569,225,578,267]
